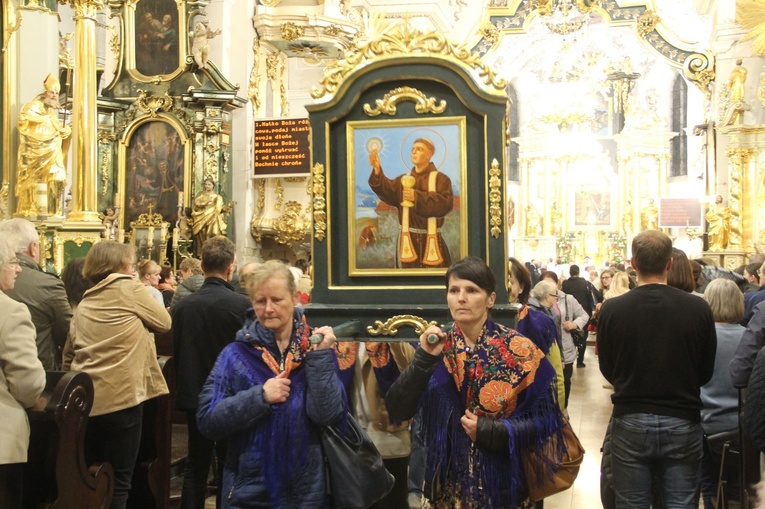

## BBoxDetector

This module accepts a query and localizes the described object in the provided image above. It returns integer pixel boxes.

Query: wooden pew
[127,356,174,509]
[25,371,114,509]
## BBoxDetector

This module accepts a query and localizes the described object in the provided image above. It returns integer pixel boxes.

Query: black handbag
[564,296,587,349]
[319,412,394,509]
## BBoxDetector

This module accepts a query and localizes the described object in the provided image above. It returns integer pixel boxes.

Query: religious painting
[132,226,163,263]
[134,0,180,76]
[124,120,184,228]
[347,117,467,276]
[573,188,611,227]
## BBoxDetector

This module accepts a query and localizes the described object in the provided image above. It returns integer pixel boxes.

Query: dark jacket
[731,299,765,388]
[743,345,765,452]
[5,254,72,370]
[170,273,205,312]
[598,283,716,422]
[172,277,251,410]
[561,276,594,316]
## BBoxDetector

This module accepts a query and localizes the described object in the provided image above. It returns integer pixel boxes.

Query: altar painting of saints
[574,190,611,226]
[135,0,179,76]
[125,121,184,227]
[349,120,466,274]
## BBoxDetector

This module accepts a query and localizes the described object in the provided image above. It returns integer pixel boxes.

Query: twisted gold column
[726,147,755,251]
[60,0,102,223]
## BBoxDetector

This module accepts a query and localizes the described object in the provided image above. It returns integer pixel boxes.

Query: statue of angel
[190,20,221,69]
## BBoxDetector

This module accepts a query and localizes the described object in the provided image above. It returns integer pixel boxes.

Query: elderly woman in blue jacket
[197,260,344,508]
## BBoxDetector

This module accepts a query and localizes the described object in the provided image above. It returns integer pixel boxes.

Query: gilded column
[726,148,754,251]
[60,0,102,223]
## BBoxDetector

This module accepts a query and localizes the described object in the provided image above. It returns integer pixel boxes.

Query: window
[670,74,688,177]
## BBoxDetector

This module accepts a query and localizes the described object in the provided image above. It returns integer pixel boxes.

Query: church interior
[3,0,765,507]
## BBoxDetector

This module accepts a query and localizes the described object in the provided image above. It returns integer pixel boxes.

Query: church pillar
[62,0,102,223]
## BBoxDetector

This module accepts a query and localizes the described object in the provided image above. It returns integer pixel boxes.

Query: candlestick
[161,223,168,239]
[148,226,155,247]
[172,227,180,248]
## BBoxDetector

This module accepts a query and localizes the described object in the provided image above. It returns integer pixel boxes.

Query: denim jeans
[85,403,144,509]
[611,413,703,509]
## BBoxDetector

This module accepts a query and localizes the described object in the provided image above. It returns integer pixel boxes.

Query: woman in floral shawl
[386,256,566,508]
[197,260,346,508]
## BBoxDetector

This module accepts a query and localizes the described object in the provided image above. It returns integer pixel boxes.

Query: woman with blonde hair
[63,241,171,509]
[604,272,631,300]
[137,259,165,306]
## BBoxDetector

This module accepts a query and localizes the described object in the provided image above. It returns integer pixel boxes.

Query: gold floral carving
[130,211,165,228]
[60,0,103,20]
[311,20,507,100]
[135,90,173,118]
[275,178,284,211]
[280,22,304,42]
[274,201,310,245]
[488,158,502,238]
[284,177,307,183]
[636,10,660,37]
[312,163,327,241]
[259,0,283,5]
[3,0,21,52]
[480,23,500,44]
[363,87,447,117]
[256,178,266,216]
[325,24,343,37]
[725,148,753,249]
[280,59,289,117]
[100,148,110,195]
[684,53,716,98]
[266,54,279,81]
[249,38,261,113]
[367,315,439,337]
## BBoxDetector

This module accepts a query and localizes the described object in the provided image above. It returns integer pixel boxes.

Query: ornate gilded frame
[116,113,192,231]
[346,116,469,276]
[111,0,191,84]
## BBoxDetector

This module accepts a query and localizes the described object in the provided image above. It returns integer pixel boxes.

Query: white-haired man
[0,218,72,370]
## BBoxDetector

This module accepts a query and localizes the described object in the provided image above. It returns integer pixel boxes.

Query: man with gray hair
[0,218,71,370]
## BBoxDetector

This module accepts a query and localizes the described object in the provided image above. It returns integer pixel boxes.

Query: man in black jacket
[561,264,593,367]
[597,231,716,509]
[172,237,251,509]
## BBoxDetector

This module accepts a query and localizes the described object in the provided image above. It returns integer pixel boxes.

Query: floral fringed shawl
[206,308,351,507]
[516,304,562,355]
[420,319,565,508]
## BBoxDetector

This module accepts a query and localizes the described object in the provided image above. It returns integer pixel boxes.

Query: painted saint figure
[368,138,453,268]
[15,74,71,217]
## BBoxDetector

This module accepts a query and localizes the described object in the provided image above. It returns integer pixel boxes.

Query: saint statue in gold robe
[15,74,71,216]
[705,195,733,252]
[191,178,227,254]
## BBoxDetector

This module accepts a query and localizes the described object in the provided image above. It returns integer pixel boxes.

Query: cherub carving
[190,21,221,69]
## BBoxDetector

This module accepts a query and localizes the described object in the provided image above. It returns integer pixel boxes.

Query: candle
[161,223,168,239]
[114,193,122,206]
[148,226,155,247]
[172,227,180,248]
[36,183,48,211]
[117,228,125,243]
[178,191,184,206]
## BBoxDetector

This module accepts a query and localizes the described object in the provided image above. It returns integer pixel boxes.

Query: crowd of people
[3,215,765,509]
